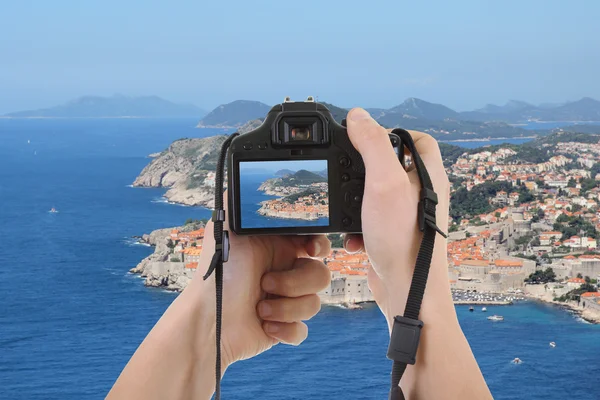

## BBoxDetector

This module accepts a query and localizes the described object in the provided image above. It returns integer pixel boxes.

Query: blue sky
[240,160,327,174]
[1,0,599,114]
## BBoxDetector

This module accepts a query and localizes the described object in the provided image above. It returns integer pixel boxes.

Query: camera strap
[204,129,446,400]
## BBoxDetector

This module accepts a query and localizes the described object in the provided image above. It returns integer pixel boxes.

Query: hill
[196,100,271,128]
[382,98,459,120]
[281,169,327,185]
[459,97,600,123]
[5,95,205,118]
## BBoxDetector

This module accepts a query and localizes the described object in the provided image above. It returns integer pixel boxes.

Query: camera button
[342,217,352,226]
[341,173,350,182]
[339,157,351,168]
[258,142,268,150]
[243,142,253,150]
[353,195,362,203]
[344,192,351,204]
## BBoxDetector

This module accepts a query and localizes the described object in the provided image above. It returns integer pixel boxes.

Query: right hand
[343,108,453,326]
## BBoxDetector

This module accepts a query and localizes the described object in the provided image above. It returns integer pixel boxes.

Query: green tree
[170,257,181,262]
[577,272,583,279]
[525,267,556,284]
[327,233,343,248]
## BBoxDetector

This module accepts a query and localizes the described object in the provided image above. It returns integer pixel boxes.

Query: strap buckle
[417,188,447,238]
[386,316,424,365]
[212,209,226,222]
[215,231,230,262]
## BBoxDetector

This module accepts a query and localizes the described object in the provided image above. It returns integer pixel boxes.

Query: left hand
[186,206,331,369]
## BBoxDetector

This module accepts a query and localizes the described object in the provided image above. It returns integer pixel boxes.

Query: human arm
[344,108,493,399]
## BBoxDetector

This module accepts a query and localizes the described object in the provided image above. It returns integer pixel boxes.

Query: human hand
[343,108,452,328]
[186,203,331,370]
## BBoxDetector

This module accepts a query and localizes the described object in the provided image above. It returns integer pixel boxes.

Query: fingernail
[344,237,358,254]
[265,322,279,334]
[350,108,371,121]
[313,240,321,256]
[262,276,276,292]
[259,302,272,318]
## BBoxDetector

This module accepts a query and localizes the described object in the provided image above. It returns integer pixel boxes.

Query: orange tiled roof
[494,259,523,267]
[185,262,198,269]
[581,292,600,298]
[568,278,585,283]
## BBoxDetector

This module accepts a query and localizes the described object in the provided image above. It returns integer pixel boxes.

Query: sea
[0,118,599,400]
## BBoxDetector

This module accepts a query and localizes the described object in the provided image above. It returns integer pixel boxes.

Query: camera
[227,97,403,235]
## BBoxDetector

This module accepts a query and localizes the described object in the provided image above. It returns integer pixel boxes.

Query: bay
[0,119,598,400]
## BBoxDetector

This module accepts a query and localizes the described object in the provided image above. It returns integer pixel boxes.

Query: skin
[108,108,492,400]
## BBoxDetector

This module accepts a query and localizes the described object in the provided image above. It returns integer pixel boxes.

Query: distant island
[3,94,206,118]
[196,100,271,128]
[195,97,600,141]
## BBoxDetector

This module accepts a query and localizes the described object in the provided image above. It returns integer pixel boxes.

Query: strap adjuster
[212,209,226,222]
[417,189,447,238]
[387,316,424,365]
[216,231,230,262]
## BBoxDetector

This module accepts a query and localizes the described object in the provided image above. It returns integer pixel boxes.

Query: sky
[1,0,599,114]
[240,160,328,174]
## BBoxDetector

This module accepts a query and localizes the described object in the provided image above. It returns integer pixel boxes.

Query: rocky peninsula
[133,136,227,207]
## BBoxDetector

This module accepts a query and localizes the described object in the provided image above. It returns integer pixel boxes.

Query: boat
[512,358,522,364]
[549,342,556,348]
[49,207,58,213]
[482,307,487,312]
[469,306,474,312]
[487,315,504,321]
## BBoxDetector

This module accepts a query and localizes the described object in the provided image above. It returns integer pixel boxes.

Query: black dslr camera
[227,97,403,235]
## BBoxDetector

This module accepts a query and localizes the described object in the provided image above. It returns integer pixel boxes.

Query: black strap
[202,133,238,400]
[387,129,447,400]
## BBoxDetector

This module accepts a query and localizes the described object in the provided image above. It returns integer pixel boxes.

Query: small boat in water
[469,306,474,312]
[487,315,504,321]
[482,307,487,312]
[49,207,58,213]
[549,342,556,348]
[512,358,522,364]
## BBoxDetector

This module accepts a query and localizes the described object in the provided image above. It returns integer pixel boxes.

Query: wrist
[377,257,457,333]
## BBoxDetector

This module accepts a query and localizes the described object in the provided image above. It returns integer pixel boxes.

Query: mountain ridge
[5,95,205,118]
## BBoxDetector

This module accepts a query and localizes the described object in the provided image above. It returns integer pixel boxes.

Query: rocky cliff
[129,222,205,291]
[133,135,228,207]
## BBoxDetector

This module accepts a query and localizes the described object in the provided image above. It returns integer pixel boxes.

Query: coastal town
[257,183,329,221]
[130,132,600,322]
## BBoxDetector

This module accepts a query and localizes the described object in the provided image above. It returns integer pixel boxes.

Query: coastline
[525,293,600,324]
[256,201,320,221]
[439,136,537,143]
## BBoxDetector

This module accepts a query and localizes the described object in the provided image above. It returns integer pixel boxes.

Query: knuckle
[280,274,298,297]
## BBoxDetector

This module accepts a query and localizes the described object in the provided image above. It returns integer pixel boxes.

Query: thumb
[346,108,406,183]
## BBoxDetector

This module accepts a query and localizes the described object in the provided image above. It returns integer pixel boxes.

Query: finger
[343,234,364,254]
[407,130,447,183]
[257,294,321,323]
[304,235,331,258]
[263,321,308,346]
[261,258,330,298]
[346,108,408,184]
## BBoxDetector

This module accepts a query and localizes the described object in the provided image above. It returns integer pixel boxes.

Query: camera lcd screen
[239,160,329,229]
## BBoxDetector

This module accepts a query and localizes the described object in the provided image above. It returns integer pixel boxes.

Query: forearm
[107,280,217,400]
[382,246,493,399]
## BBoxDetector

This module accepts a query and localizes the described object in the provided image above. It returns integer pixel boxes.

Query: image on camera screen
[239,160,329,229]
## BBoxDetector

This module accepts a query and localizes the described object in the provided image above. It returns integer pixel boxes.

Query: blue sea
[1,118,599,400]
